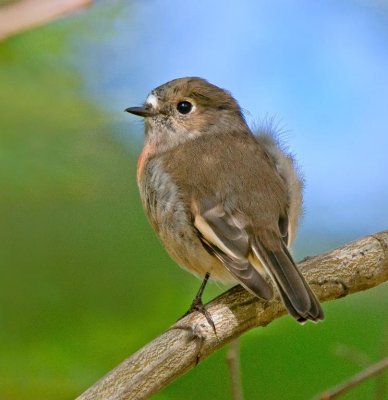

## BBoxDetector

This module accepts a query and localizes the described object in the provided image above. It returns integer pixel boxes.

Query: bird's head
[126,77,248,150]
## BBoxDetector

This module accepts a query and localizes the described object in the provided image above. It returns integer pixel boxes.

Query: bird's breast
[138,157,187,233]
[138,156,230,281]
[137,142,157,183]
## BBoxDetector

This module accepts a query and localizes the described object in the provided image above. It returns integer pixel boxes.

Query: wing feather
[193,201,273,300]
[193,198,324,323]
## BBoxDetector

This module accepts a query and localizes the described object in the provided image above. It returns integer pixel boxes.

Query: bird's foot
[182,295,217,337]
[178,272,217,336]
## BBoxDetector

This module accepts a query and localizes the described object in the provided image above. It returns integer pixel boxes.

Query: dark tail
[253,240,324,323]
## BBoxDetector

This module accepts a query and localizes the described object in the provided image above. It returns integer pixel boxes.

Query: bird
[125,77,324,324]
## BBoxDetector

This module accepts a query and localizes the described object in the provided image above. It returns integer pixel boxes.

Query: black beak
[125,106,154,117]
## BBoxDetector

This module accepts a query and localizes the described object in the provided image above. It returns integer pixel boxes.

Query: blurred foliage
[0,4,387,400]
[0,0,15,6]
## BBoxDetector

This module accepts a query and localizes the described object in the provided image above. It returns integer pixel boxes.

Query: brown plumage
[126,77,324,323]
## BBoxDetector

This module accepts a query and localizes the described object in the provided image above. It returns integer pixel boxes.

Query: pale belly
[138,158,236,284]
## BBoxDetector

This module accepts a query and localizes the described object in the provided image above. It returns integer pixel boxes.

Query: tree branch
[0,0,93,41]
[314,358,388,400]
[76,231,388,400]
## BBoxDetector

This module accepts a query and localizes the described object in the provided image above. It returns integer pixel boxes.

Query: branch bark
[76,231,388,400]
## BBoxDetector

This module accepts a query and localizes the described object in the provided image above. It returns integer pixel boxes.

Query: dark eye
[177,101,192,114]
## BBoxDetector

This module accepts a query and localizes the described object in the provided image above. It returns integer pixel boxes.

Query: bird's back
[159,129,289,235]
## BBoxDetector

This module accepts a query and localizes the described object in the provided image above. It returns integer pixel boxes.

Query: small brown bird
[126,77,324,323]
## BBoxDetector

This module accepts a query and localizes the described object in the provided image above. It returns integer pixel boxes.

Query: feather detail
[252,239,324,322]
[192,197,323,323]
[193,199,273,300]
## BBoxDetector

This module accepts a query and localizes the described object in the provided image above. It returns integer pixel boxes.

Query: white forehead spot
[146,93,158,108]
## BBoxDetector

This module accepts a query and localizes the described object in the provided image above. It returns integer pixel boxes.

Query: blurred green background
[1,1,387,399]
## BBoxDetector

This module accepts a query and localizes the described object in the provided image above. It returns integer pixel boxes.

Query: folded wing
[193,198,324,323]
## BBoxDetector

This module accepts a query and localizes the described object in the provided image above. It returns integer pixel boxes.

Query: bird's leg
[187,272,210,311]
[171,273,217,365]
[180,272,217,335]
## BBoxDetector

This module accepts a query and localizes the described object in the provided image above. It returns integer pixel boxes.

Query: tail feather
[253,240,324,322]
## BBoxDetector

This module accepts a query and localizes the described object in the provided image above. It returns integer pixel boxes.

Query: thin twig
[375,328,388,399]
[226,339,244,400]
[315,358,388,400]
[76,231,388,400]
[333,344,371,367]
